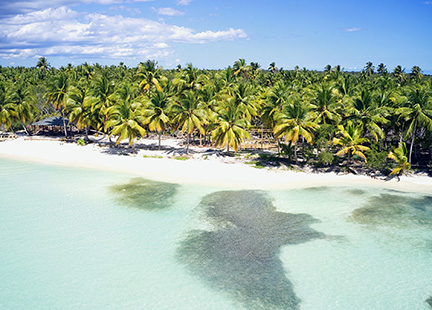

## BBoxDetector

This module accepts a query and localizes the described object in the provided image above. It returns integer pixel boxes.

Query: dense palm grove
[1,57,431,175]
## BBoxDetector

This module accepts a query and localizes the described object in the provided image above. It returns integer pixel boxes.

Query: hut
[32,116,75,136]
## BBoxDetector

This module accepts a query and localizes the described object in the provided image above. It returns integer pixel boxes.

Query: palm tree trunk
[186,133,190,154]
[61,110,68,137]
[20,120,29,135]
[226,142,229,153]
[85,127,89,141]
[294,143,298,164]
[409,119,417,164]
[158,131,161,150]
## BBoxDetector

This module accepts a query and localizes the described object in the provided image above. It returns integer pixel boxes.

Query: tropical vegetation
[1,57,432,175]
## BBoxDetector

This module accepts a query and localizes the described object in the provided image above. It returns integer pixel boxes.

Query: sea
[0,157,431,310]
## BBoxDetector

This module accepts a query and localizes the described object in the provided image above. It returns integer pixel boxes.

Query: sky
[0,0,431,73]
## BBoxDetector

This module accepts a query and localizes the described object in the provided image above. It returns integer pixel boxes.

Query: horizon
[1,0,431,74]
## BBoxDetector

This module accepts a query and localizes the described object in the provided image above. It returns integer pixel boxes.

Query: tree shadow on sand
[177,190,326,310]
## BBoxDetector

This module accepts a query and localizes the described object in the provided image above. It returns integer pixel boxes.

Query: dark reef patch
[301,186,329,192]
[350,194,432,227]
[109,177,178,210]
[426,296,432,308]
[345,189,366,196]
[177,190,325,310]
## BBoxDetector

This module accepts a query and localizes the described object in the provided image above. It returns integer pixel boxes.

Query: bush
[317,150,334,166]
[77,138,86,146]
[366,143,390,172]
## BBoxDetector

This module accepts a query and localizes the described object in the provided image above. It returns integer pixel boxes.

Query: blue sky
[0,0,431,73]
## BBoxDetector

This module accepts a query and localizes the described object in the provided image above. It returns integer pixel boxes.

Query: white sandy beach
[0,136,431,193]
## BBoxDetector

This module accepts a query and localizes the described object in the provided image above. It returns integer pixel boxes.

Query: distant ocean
[1,157,431,310]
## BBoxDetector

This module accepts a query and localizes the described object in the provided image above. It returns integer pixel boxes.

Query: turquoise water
[0,157,431,310]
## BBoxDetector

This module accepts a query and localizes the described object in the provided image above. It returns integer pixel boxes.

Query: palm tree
[377,63,387,75]
[393,65,407,85]
[396,85,432,163]
[363,62,374,77]
[8,81,36,135]
[68,84,97,140]
[0,82,14,131]
[333,121,370,164]
[261,81,289,129]
[211,100,250,152]
[45,73,70,136]
[388,142,411,176]
[36,57,50,78]
[233,58,250,79]
[143,91,171,149]
[410,66,423,81]
[91,73,116,133]
[348,89,388,141]
[268,62,278,74]
[310,83,341,125]
[136,60,163,97]
[104,84,146,149]
[226,82,257,120]
[171,90,207,154]
[273,98,319,162]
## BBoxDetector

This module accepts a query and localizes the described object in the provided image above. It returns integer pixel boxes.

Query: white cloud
[155,7,185,16]
[176,0,192,6]
[344,27,362,32]
[0,7,247,62]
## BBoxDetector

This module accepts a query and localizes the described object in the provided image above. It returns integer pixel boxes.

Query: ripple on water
[177,190,325,310]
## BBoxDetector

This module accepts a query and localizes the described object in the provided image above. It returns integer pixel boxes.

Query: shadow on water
[349,194,432,228]
[109,177,178,210]
[177,190,325,310]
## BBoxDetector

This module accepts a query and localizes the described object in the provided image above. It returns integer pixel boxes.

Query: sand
[0,136,431,193]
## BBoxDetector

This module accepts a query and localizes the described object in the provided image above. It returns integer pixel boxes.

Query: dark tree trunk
[61,110,68,137]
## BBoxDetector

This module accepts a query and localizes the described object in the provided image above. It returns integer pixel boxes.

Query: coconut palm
[226,82,257,120]
[273,98,319,162]
[396,85,432,163]
[268,62,278,74]
[211,100,250,152]
[388,142,411,175]
[363,62,374,77]
[233,58,250,79]
[393,65,407,85]
[261,81,289,129]
[36,57,50,78]
[333,121,370,164]
[68,84,97,140]
[104,84,146,149]
[136,60,163,97]
[8,81,36,135]
[377,63,387,75]
[91,73,116,132]
[410,66,423,82]
[143,90,171,149]
[348,89,388,141]
[310,83,341,125]
[0,82,14,131]
[45,73,70,136]
[171,90,207,154]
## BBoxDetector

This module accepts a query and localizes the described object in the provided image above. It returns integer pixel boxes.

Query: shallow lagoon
[0,158,431,309]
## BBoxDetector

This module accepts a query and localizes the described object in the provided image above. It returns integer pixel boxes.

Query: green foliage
[0,59,432,174]
[174,156,189,160]
[77,138,86,146]
[365,143,389,172]
[317,150,335,167]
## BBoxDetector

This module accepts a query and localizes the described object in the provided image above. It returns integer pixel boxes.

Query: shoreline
[1,137,431,193]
